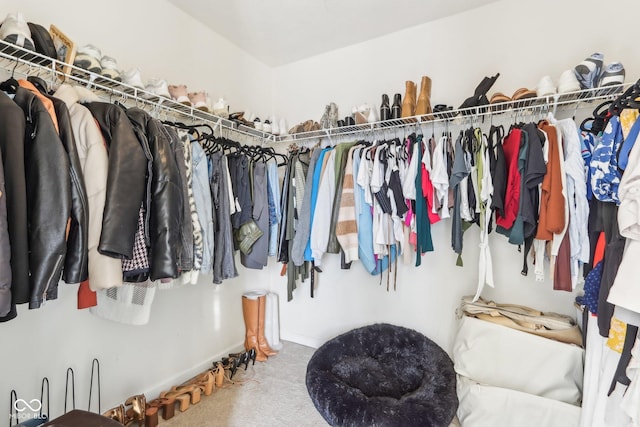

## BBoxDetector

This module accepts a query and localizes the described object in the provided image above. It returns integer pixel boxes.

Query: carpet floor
[159,341,328,427]
[158,340,461,427]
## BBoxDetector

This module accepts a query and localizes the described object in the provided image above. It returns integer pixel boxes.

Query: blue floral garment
[590,116,623,205]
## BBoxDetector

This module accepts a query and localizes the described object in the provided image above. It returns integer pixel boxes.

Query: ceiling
[168,0,498,67]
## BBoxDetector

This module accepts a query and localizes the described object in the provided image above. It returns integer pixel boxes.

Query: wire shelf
[0,38,630,145]
[0,39,277,142]
[276,83,631,143]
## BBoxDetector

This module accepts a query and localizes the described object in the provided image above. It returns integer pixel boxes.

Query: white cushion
[456,375,581,427]
[453,315,584,405]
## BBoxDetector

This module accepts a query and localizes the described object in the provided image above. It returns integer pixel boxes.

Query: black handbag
[26,23,57,61]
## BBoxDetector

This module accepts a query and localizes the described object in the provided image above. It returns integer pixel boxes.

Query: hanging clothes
[336,145,360,263]
[266,160,281,257]
[414,134,434,266]
[13,85,71,309]
[474,130,494,301]
[209,151,238,284]
[450,133,469,266]
[192,140,214,274]
[241,160,269,269]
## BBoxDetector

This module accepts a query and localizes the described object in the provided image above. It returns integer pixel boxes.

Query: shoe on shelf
[145,78,171,98]
[262,119,272,133]
[213,97,229,118]
[328,102,338,128]
[574,52,604,90]
[270,116,280,135]
[253,117,263,131]
[380,94,391,121]
[99,55,121,81]
[558,69,581,94]
[0,12,35,51]
[122,68,145,90]
[344,116,355,127]
[536,75,556,97]
[168,84,190,105]
[599,62,625,89]
[367,107,377,123]
[73,44,102,73]
[391,93,402,120]
[188,91,210,112]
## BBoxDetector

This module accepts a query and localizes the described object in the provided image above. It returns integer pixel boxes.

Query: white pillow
[453,315,584,405]
[456,375,581,427]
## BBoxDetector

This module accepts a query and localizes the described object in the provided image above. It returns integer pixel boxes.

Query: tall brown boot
[401,80,417,121]
[415,76,433,119]
[257,295,278,356]
[242,296,268,362]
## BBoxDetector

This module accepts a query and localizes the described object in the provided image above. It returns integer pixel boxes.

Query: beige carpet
[159,341,328,427]
[159,341,461,427]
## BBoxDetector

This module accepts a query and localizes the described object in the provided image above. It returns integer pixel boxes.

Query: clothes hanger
[0,57,20,93]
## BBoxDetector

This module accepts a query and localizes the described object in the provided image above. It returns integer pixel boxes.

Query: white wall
[0,0,273,421]
[270,0,640,352]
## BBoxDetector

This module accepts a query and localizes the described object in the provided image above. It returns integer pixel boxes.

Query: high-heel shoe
[103,404,126,423]
[229,352,248,370]
[124,394,146,427]
[213,362,226,389]
[167,383,202,404]
[221,356,240,379]
[182,371,215,396]
[158,388,193,416]
[146,398,173,422]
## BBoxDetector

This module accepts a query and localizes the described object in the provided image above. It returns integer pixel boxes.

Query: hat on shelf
[536,75,556,97]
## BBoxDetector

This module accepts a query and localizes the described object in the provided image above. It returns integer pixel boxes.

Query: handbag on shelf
[458,295,583,347]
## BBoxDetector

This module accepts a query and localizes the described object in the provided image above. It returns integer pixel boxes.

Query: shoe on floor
[100,55,121,81]
[0,12,35,51]
[536,75,556,97]
[74,44,103,73]
[558,69,581,94]
[188,91,210,112]
[168,84,190,105]
[122,68,144,90]
[574,52,604,90]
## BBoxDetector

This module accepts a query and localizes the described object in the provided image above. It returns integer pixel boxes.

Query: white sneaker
[262,119,272,133]
[271,116,280,135]
[144,78,171,99]
[74,44,103,73]
[213,98,229,118]
[536,75,556,97]
[100,56,120,81]
[122,68,145,90]
[0,12,34,51]
[558,70,581,94]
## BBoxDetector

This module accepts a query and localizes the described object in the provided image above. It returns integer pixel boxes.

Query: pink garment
[421,164,441,224]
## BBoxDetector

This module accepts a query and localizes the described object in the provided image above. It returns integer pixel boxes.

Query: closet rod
[275,82,631,143]
[0,39,276,143]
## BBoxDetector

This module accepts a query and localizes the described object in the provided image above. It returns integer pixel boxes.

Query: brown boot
[415,76,433,119]
[257,295,278,356]
[242,296,268,362]
[401,80,417,120]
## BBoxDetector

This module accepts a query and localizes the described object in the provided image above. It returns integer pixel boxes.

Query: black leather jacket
[126,108,182,280]
[13,87,71,308]
[85,102,146,260]
[48,94,89,284]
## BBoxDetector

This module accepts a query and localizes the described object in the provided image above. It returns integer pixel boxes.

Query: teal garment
[414,135,434,267]
[304,147,331,262]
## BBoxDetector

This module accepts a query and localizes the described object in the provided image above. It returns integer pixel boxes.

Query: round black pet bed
[306,323,458,427]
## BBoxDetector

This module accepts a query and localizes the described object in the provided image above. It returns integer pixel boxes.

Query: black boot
[380,94,391,121]
[391,93,402,119]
